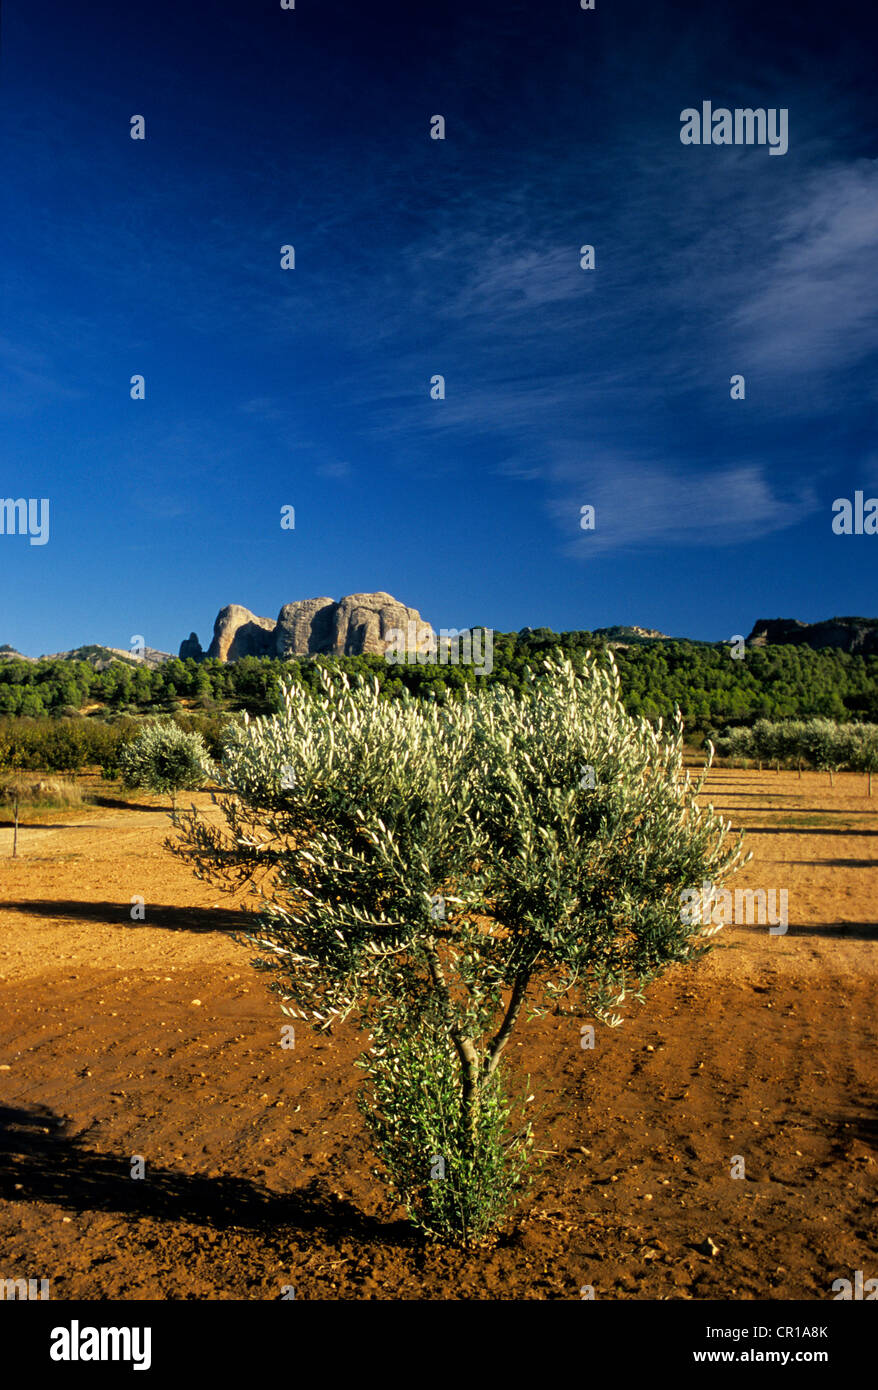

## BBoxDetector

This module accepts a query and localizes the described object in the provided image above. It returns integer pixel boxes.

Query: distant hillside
[6,614,877,665]
[1,622,876,728]
[591,624,671,647]
[33,644,172,670]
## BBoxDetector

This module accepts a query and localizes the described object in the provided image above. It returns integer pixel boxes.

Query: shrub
[0,716,127,773]
[170,655,745,1244]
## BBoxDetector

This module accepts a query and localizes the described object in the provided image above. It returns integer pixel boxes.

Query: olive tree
[752,719,784,772]
[170,655,745,1243]
[118,719,215,811]
[714,725,755,766]
[849,725,878,796]
[800,717,848,787]
[2,775,25,858]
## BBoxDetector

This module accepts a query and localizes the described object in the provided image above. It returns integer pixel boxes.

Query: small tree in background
[171,655,746,1244]
[752,719,783,772]
[3,777,23,858]
[849,726,878,796]
[1,775,83,857]
[714,726,755,766]
[118,719,215,812]
[782,721,809,778]
[801,718,848,787]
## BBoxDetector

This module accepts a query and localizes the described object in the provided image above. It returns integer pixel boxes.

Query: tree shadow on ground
[0,1103,412,1247]
[739,826,878,837]
[827,1102,878,1154]
[0,821,78,830]
[90,796,167,813]
[782,858,877,868]
[792,921,877,939]
[733,920,876,940]
[0,900,250,934]
[711,800,876,812]
[705,790,818,798]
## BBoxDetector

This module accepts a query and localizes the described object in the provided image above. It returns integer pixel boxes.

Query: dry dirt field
[0,767,875,1300]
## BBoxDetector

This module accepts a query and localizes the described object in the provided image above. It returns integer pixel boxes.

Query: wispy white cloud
[547,452,819,555]
[730,159,878,374]
[316,460,352,480]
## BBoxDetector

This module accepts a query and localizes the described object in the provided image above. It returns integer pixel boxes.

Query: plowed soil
[1,768,875,1299]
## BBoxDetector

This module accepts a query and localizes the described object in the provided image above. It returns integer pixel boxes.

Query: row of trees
[0,713,228,774]
[1,637,876,729]
[715,719,878,790]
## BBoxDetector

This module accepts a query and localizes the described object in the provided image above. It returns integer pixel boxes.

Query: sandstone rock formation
[198,593,434,662]
[207,605,276,662]
[328,592,431,656]
[179,632,203,661]
[274,598,336,658]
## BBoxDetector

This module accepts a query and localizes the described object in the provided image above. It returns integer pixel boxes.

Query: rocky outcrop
[274,598,336,657]
[179,632,203,661]
[207,605,276,662]
[593,625,668,641]
[198,593,434,662]
[328,592,431,656]
[747,617,878,655]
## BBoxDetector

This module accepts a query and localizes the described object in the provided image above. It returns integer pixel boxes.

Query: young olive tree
[170,655,745,1243]
[849,725,878,796]
[1,775,25,858]
[781,720,810,778]
[118,719,215,812]
[800,717,848,787]
[752,719,784,772]
[714,726,755,767]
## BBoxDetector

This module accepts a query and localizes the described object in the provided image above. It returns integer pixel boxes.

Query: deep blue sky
[2,0,877,656]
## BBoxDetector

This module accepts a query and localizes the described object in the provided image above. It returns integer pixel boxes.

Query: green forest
[1,632,876,722]
[1,631,876,774]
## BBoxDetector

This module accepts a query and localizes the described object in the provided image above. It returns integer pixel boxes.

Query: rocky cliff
[206,606,276,662]
[191,592,434,662]
[746,617,878,655]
